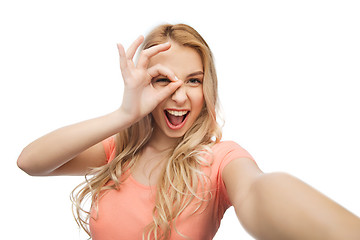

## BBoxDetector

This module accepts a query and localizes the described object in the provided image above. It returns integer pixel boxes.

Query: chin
[164,129,187,139]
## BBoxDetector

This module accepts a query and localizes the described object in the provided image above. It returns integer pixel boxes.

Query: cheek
[190,89,204,111]
[151,104,164,122]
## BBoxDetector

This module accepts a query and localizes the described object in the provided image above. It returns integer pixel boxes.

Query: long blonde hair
[71,23,222,239]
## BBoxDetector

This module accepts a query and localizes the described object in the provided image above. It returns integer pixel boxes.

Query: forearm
[237,172,360,240]
[17,109,133,175]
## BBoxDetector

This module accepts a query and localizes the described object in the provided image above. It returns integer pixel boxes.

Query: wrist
[112,107,140,130]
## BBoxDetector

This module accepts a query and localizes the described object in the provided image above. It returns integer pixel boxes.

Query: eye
[186,78,202,86]
[152,78,171,87]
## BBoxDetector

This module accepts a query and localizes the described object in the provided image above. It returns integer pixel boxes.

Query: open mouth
[164,109,189,129]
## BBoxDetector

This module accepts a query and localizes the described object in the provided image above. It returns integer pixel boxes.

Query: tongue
[167,114,184,126]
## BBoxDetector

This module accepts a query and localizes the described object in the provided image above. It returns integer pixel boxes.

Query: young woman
[17,24,360,240]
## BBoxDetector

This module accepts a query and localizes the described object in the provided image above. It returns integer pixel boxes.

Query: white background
[1,0,359,239]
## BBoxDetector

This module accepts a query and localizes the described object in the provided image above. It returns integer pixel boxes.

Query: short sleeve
[102,137,116,163]
[213,141,255,207]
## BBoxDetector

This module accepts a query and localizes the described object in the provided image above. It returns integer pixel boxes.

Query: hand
[117,36,183,122]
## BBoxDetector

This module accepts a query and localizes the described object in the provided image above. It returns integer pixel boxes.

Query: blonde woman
[17,24,360,240]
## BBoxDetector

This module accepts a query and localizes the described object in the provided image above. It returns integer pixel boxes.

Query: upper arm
[222,157,263,218]
[49,141,108,176]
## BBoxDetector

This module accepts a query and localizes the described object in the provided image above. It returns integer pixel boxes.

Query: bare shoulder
[222,157,263,205]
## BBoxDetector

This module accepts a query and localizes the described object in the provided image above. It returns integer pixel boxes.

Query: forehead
[148,43,203,76]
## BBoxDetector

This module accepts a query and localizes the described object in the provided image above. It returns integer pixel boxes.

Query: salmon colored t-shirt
[89,138,254,240]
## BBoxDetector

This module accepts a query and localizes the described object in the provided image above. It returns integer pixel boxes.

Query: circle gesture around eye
[116,37,183,122]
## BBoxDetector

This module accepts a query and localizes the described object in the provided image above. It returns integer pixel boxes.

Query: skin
[132,42,205,185]
[149,42,204,141]
[16,36,183,176]
[17,35,360,239]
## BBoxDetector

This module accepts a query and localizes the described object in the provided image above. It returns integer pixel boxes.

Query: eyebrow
[187,71,204,78]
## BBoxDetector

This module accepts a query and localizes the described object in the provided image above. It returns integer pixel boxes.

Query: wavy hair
[71,23,222,240]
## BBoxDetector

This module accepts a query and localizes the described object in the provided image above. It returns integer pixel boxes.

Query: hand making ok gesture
[117,36,183,123]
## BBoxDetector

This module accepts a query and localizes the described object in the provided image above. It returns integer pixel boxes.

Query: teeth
[166,110,188,116]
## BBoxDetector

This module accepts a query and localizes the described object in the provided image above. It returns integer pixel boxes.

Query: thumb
[155,80,183,102]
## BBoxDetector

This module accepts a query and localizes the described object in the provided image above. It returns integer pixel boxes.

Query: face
[149,42,204,139]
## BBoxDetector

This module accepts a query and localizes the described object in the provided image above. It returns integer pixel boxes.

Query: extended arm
[223,158,360,240]
[17,109,132,176]
[17,37,182,176]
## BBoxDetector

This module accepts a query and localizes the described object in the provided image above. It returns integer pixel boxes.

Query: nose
[171,84,187,105]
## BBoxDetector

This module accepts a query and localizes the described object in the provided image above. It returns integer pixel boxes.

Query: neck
[147,127,180,152]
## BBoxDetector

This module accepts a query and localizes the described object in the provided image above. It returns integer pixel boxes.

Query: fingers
[147,64,178,83]
[125,35,144,60]
[137,42,171,69]
[147,64,183,102]
[118,36,170,68]
[117,43,127,72]
[155,80,183,103]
